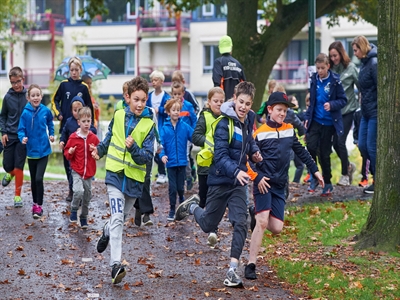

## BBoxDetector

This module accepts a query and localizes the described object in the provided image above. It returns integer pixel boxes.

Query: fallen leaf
[18,269,26,276]
[26,235,33,242]
[16,246,24,251]
[123,283,130,290]
[132,280,143,286]
[194,258,201,265]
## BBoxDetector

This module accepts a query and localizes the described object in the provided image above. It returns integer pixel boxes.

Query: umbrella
[54,55,111,81]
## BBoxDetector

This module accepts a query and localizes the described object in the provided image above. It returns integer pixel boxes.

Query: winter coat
[207,101,259,187]
[97,106,155,198]
[306,70,347,135]
[18,103,54,159]
[65,131,99,179]
[147,90,171,131]
[0,87,27,139]
[358,44,378,119]
[159,118,193,168]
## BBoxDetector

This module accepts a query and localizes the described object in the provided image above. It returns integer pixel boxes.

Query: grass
[259,200,400,299]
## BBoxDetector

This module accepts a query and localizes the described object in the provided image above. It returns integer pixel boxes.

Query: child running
[18,84,54,218]
[244,92,324,280]
[0,67,28,207]
[159,98,194,221]
[64,107,99,228]
[175,81,262,288]
[93,76,155,285]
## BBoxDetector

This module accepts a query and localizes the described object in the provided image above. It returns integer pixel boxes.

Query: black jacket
[359,44,378,119]
[0,87,27,139]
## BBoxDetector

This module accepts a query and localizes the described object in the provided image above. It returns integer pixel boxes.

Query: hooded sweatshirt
[0,87,27,139]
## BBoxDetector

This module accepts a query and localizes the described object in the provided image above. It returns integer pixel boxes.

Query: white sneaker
[207,232,218,248]
[337,175,350,186]
[156,174,168,184]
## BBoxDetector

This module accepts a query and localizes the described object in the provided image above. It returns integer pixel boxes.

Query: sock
[14,169,23,196]
[229,261,238,270]
[189,203,198,215]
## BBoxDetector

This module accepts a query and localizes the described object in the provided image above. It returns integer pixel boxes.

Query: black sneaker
[134,209,142,226]
[80,218,88,229]
[96,222,110,253]
[142,213,153,226]
[111,263,126,284]
[245,263,257,280]
[1,173,13,187]
[66,189,73,202]
[224,268,243,287]
[364,184,374,194]
[175,194,200,221]
[248,206,256,232]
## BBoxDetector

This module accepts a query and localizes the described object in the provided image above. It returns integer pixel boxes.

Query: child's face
[151,77,163,90]
[233,93,253,122]
[171,88,184,101]
[72,102,83,120]
[291,97,299,108]
[69,63,82,80]
[84,78,93,91]
[208,92,224,116]
[129,90,147,116]
[168,103,181,122]
[28,87,42,108]
[10,76,24,93]
[267,104,288,124]
[78,115,91,133]
[316,62,330,79]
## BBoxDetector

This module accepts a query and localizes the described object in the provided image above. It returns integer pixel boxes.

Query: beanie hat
[219,35,233,54]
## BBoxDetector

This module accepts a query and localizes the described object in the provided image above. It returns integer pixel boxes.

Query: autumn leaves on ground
[0,179,398,299]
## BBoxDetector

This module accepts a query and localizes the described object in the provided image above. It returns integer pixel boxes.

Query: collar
[266,117,282,129]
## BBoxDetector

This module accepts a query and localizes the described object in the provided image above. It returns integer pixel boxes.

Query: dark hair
[235,81,255,100]
[127,76,149,96]
[328,41,351,68]
[171,81,184,93]
[315,53,330,65]
[27,84,42,97]
[164,98,183,113]
[9,66,24,79]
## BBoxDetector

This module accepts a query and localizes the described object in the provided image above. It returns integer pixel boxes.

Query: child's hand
[22,137,28,144]
[68,146,76,155]
[252,151,263,162]
[314,171,325,188]
[304,120,308,129]
[260,118,266,124]
[258,176,270,194]
[90,144,99,160]
[49,136,54,143]
[323,102,331,111]
[125,136,134,148]
[2,134,8,146]
[59,141,65,150]
[161,156,168,164]
[58,114,63,121]
[236,170,250,186]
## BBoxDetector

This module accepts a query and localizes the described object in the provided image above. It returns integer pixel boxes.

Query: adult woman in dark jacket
[329,41,359,186]
[351,36,377,194]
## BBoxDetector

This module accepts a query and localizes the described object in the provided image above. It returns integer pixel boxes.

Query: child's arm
[17,112,28,144]
[0,96,9,144]
[192,113,206,147]
[327,81,347,111]
[51,85,63,120]
[188,104,197,129]
[64,139,76,160]
[95,118,115,158]
[46,109,55,142]
[127,126,155,166]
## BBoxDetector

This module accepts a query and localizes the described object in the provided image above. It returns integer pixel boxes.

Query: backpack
[196,116,234,167]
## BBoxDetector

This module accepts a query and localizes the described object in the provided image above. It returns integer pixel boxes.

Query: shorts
[2,139,27,172]
[253,185,286,221]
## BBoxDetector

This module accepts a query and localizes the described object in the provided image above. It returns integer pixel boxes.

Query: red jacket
[64,131,99,179]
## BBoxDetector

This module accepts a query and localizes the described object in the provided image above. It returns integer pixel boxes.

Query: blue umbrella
[54,55,111,81]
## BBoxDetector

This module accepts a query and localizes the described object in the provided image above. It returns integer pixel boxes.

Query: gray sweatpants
[103,184,137,267]
[71,170,92,219]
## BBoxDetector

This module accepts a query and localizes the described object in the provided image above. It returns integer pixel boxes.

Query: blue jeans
[358,116,377,177]
[167,166,185,210]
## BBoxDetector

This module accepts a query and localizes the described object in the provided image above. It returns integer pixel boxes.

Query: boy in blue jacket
[175,82,262,288]
[305,53,347,196]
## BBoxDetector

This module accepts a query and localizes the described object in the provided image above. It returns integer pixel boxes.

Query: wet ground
[0,179,371,300]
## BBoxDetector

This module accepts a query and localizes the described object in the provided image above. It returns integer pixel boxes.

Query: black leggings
[28,156,48,206]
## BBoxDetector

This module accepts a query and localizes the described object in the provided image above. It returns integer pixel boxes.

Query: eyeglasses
[10,79,22,86]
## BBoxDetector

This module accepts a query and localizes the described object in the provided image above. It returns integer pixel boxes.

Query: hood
[70,95,85,108]
[221,101,242,122]
[362,44,377,63]
[124,105,153,119]
[7,87,27,95]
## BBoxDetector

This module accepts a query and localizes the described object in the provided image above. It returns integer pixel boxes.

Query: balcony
[270,60,309,86]
[23,68,53,89]
[13,13,65,41]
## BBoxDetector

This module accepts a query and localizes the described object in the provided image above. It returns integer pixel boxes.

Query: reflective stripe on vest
[105,110,154,182]
[201,111,217,151]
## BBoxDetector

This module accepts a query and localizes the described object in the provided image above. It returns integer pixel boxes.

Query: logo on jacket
[78,92,83,97]
[66,92,70,99]
[324,82,331,94]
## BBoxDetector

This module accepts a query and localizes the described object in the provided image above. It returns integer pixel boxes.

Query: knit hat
[219,35,233,54]
[266,92,295,108]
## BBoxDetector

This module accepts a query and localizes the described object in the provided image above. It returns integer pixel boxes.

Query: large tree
[355,0,400,252]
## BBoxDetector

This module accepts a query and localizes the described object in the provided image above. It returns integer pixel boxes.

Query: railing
[139,10,191,32]
[23,68,53,89]
[270,59,309,85]
[138,65,190,85]
[13,13,65,36]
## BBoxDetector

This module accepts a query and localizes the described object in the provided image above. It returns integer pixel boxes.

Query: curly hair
[127,76,149,96]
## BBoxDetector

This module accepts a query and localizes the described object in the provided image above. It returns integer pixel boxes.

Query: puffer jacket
[358,44,378,119]
[207,101,259,187]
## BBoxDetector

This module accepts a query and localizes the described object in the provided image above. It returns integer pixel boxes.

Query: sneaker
[80,218,88,229]
[167,210,175,222]
[348,162,356,184]
[321,183,334,196]
[186,178,193,191]
[358,179,369,187]
[134,209,142,226]
[207,232,218,248]
[2,173,13,187]
[96,222,110,253]
[303,173,310,184]
[248,206,256,232]
[32,204,43,219]
[245,263,257,280]
[156,174,167,184]
[364,184,374,194]
[111,263,126,284]
[308,177,319,193]
[337,175,350,186]
[175,194,200,221]
[66,189,73,202]
[142,213,153,226]
[69,211,78,223]
[14,196,23,207]
[224,268,243,288]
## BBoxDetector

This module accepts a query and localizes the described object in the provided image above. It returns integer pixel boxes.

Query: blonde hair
[150,70,165,82]
[267,80,276,94]
[171,70,184,83]
[78,107,92,119]
[273,84,286,93]
[68,56,82,70]
[351,36,372,57]
[205,87,225,108]
[164,98,182,113]
[315,53,330,65]
[122,81,129,94]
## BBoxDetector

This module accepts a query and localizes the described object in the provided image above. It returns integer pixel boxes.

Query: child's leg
[177,166,186,203]
[292,154,304,183]
[28,158,38,204]
[13,141,27,197]
[318,125,336,184]
[198,174,208,208]
[63,154,73,192]
[135,160,154,214]
[304,122,320,165]
[154,153,166,176]
[80,177,92,219]
[167,167,178,211]
[71,170,84,212]
[32,156,48,206]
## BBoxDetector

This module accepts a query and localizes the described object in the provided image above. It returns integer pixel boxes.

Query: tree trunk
[355,0,400,251]
[227,0,351,110]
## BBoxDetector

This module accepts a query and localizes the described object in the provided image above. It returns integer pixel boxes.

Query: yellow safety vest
[200,111,216,151]
[106,110,154,182]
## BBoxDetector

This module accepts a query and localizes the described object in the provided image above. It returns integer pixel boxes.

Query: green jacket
[331,62,359,115]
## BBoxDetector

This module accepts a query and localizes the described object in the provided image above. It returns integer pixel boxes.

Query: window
[202,4,214,16]
[0,51,6,76]
[127,0,148,19]
[87,46,135,75]
[203,45,219,74]
[75,0,88,21]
